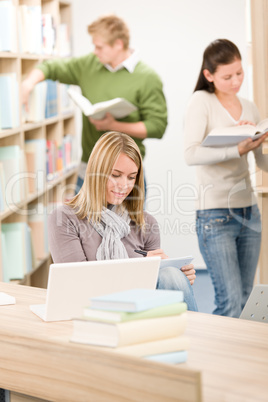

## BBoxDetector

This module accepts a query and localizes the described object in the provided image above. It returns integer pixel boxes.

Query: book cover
[71,312,187,348]
[90,288,184,312]
[1,223,26,281]
[25,139,47,192]
[144,350,188,364]
[0,1,17,52]
[0,145,22,205]
[67,88,137,120]
[0,162,5,212]
[45,79,58,118]
[0,74,13,129]
[202,118,268,147]
[83,302,187,323]
[28,203,49,260]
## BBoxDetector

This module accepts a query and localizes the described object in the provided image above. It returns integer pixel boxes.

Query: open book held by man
[202,118,268,147]
[68,88,137,120]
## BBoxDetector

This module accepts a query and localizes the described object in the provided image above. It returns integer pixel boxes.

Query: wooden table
[0,282,201,402]
[1,282,268,402]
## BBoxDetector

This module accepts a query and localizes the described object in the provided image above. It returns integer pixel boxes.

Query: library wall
[0,0,78,288]
[250,0,268,283]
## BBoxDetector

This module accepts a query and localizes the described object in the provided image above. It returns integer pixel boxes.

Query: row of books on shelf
[0,1,71,56]
[0,72,73,130]
[71,288,190,365]
[0,138,77,212]
[0,202,57,282]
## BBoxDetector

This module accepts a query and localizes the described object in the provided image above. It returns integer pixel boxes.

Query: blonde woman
[48,131,198,311]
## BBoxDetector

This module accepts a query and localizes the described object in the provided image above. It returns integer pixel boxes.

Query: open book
[67,88,137,120]
[201,118,268,147]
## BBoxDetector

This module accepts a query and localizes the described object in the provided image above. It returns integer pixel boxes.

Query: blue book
[45,79,58,118]
[90,288,184,312]
[1,222,33,281]
[144,350,188,364]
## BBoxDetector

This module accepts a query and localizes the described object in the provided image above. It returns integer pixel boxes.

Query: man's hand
[89,112,116,131]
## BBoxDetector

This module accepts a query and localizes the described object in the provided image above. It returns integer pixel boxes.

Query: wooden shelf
[0,0,77,288]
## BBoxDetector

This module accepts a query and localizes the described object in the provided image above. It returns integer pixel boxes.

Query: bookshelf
[250,0,268,283]
[0,0,78,288]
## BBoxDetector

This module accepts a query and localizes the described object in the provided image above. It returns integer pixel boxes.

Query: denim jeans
[196,205,261,317]
[156,266,198,311]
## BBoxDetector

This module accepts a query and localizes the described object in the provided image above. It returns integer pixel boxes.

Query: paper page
[256,118,268,134]
[67,88,92,116]
[0,292,16,305]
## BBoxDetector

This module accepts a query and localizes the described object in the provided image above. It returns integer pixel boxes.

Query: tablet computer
[160,256,194,270]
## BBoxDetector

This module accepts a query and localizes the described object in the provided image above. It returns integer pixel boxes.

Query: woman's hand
[147,249,168,259]
[238,132,268,156]
[237,120,255,126]
[180,264,196,285]
[147,250,196,285]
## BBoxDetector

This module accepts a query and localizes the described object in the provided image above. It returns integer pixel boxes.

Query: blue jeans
[196,205,261,317]
[156,266,198,311]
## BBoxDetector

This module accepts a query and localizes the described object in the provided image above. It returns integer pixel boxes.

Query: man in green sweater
[21,15,168,192]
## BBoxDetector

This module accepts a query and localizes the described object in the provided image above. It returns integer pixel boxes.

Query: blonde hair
[66,132,145,226]
[88,15,130,49]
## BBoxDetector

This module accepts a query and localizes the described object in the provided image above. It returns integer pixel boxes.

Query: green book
[82,302,187,323]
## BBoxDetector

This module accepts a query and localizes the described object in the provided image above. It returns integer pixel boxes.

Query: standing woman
[184,39,268,317]
[48,131,198,311]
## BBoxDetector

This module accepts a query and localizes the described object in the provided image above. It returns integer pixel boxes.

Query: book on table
[144,350,188,364]
[67,88,137,120]
[70,312,187,348]
[89,288,184,313]
[201,118,268,147]
[113,335,190,357]
[83,302,187,323]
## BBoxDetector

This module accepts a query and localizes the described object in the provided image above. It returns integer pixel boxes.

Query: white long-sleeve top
[184,90,268,210]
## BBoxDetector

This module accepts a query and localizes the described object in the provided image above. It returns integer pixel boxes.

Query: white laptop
[30,256,161,322]
[239,285,268,323]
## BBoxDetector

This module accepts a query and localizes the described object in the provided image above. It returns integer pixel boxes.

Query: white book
[202,118,268,147]
[0,1,17,52]
[67,88,137,120]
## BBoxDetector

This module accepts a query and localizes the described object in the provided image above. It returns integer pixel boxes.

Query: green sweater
[38,53,168,162]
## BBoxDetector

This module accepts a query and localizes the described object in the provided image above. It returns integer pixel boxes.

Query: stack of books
[71,288,190,364]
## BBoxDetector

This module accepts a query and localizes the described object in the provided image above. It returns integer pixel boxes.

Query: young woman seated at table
[48,131,198,311]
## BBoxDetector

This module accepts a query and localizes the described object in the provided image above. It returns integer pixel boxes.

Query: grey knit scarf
[91,206,130,260]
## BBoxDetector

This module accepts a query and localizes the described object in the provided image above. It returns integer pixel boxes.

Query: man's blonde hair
[66,132,145,226]
[88,15,130,49]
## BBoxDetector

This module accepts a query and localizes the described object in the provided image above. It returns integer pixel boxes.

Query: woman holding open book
[184,39,268,317]
[48,131,198,311]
